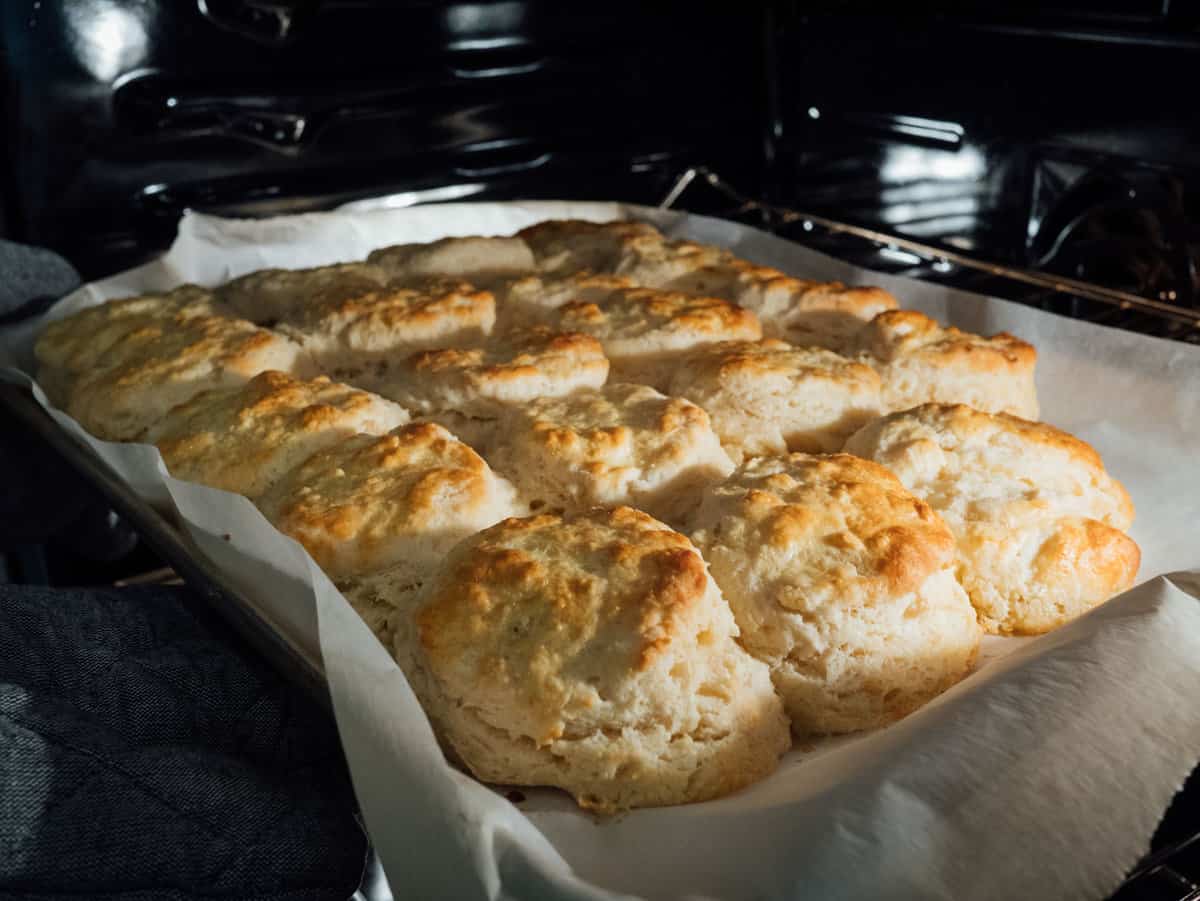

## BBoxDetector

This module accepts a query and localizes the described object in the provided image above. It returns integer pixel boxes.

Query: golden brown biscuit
[688,453,982,734]
[487,383,734,525]
[35,286,221,404]
[615,239,898,349]
[276,278,496,376]
[761,280,898,350]
[256,422,521,583]
[516,219,896,350]
[614,236,728,287]
[406,506,789,812]
[62,312,309,442]
[844,404,1139,634]
[144,371,409,497]
[217,262,391,324]
[517,218,665,275]
[367,235,535,288]
[498,272,634,329]
[854,310,1039,418]
[668,339,882,462]
[554,286,761,390]
[364,327,608,418]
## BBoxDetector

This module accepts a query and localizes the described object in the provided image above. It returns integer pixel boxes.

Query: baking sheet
[3,200,1200,901]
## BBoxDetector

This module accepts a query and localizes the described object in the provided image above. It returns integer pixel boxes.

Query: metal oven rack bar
[659,167,1200,337]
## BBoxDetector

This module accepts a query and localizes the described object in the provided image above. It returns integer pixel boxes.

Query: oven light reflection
[880,197,981,226]
[339,183,488,211]
[881,145,986,183]
[66,1,148,82]
[877,246,923,266]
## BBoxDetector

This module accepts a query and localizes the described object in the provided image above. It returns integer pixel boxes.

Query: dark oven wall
[0,1,765,281]
[768,2,1200,312]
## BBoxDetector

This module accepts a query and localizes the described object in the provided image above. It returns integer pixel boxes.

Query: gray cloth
[0,240,79,324]
[0,583,366,900]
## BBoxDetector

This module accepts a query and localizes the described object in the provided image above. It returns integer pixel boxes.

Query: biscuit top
[89,314,302,385]
[517,219,664,274]
[36,285,222,377]
[764,280,898,352]
[217,262,391,324]
[501,272,635,324]
[367,236,535,286]
[700,261,895,318]
[372,327,609,414]
[690,453,957,609]
[842,403,1135,531]
[856,310,1036,372]
[509,383,727,479]
[505,272,634,301]
[613,238,867,310]
[555,287,762,354]
[62,312,309,440]
[278,278,496,362]
[612,232,758,288]
[256,422,519,580]
[671,339,881,395]
[145,371,410,496]
[775,282,899,347]
[790,280,898,318]
[615,238,733,288]
[415,506,726,745]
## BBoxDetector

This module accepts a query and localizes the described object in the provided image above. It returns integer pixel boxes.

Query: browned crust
[861,310,1037,372]
[739,453,958,603]
[417,506,707,681]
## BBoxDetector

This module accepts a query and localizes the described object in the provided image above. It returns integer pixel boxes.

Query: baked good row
[34,218,1138,812]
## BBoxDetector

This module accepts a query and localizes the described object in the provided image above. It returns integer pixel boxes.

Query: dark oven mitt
[0,583,367,900]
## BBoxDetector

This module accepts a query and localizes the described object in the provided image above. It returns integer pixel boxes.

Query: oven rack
[660,167,1200,344]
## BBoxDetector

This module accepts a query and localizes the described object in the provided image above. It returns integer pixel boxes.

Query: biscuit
[499,272,634,329]
[276,278,496,376]
[341,566,416,650]
[553,286,762,390]
[256,422,521,583]
[854,310,1039,418]
[367,236,535,288]
[844,404,1139,635]
[614,236,729,288]
[407,506,789,812]
[616,240,898,349]
[62,312,309,441]
[488,383,734,525]
[668,340,882,463]
[517,219,897,350]
[144,371,410,497]
[688,453,982,734]
[35,286,221,404]
[364,327,608,456]
[517,218,665,275]
[414,411,506,459]
[754,280,898,350]
[217,262,391,324]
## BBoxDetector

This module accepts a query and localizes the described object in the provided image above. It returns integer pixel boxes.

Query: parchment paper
[3,201,1199,901]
